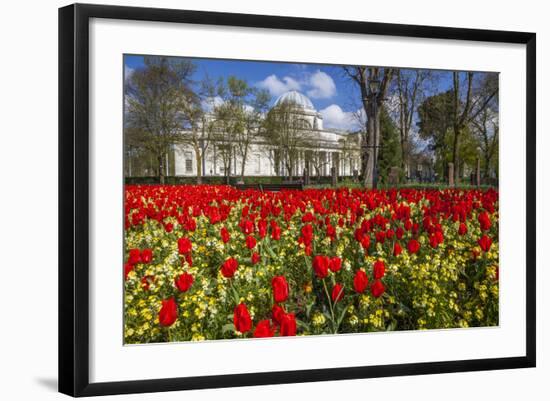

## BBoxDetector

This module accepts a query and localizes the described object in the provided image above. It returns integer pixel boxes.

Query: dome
[273,90,315,112]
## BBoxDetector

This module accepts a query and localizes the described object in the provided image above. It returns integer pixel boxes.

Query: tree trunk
[287,161,294,182]
[452,126,460,183]
[484,153,491,179]
[400,133,407,172]
[157,154,165,184]
[373,106,381,188]
[224,161,230,185]
[363,103,375,188]
[240,148,248,182]
[195,152,202,184]
[363,102,380,188]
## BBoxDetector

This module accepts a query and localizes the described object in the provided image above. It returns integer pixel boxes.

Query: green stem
[322,279,337,334]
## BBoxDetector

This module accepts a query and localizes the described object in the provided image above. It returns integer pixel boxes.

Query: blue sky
[124,54,460,131]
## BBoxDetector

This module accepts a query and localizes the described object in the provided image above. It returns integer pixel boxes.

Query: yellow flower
[312,313,326,326]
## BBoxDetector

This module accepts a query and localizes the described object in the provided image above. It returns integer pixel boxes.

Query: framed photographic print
[58,3,536,397]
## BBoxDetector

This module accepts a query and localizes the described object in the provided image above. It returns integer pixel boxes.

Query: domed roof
[273,90,315,112]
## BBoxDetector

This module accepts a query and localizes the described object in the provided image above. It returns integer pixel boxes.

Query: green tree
[125,57,197,183]
[471,93,499,180]
[377,107,402,184]
[417,90,454,180]
[208,76,270,183]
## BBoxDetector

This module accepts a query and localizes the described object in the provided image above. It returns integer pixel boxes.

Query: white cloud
[256,74,301,96]
[320,104,363,131]
[201,96,224,112]
[306,70,336,99]
[124,66,134,82]
[257,70,337,101]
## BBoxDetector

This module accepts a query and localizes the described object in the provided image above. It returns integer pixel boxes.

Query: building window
[185,158,192,173]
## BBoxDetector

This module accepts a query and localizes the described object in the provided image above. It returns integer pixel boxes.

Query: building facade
[126,90,362,179]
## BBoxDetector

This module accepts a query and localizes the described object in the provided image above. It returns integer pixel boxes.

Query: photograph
[122,54,500,344]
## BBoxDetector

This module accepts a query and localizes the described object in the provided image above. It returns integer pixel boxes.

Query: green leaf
[265,245,278,260]
[336,305,350,329]
[295,319,310,330]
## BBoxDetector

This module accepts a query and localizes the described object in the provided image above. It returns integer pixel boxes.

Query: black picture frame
[59,3,536,397]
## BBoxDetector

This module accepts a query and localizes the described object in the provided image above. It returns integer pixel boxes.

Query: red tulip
[331,283,344,303]
[458,223,468,235]
[177,237,192,255]
[429,233,441,249]
[258,220,268,239]
[233,303,252,333]
[371,280,385,298]
[245,235,257,249]
[478,235,493,252]
[396,227,404,239]
[221,257,238,278]
[478,211,492,231]
[164,222,174,233]
[373,260,386,280]
[407,239,420,254]
[329,256,342,273]
[141,248,153,264]
[185,218,196,232]
[312,255,330,278]
[251,252,261,265]
[326,224,336,239]
[280,313,297,336]
[272,275,289,303]
[159,297,178,327]
[220,227,230,243]
[353,270,369,293]
[360,235,371,250]
[271,224,281,240]
[253,320,274,338]
[175,272,194,292]
[128,248,141,265]
[272,304,285,325]
[375,231,386,244]
[301,224,314,246]
[241,220,255,235]
[393,242,402,256]
[124,263,134,280]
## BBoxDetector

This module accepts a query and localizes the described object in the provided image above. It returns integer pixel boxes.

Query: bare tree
[338,134,361,176]
[393,70,427,174]
[211,103,238,184]
[471,106,499,179]
[342,66,393,187]
[307,139,330,181]
[235,88,270,181]
[450,72,498,182]
[125,57,197,184]
[184,107,214,184]
[263,101,313,182]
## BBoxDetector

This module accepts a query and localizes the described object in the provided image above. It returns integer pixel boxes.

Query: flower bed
[124,185,499,343]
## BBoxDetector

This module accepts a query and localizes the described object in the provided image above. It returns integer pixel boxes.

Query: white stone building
[127,91,362,179]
